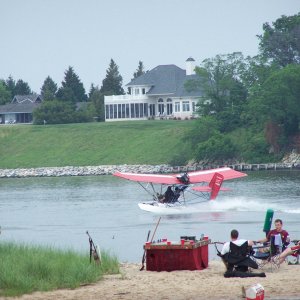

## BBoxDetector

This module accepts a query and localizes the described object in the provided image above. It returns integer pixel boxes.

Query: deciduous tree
[257,64,300,152]
[258,13,300,66]
[88,87,105,122]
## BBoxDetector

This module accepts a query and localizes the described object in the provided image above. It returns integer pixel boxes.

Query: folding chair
[252,235,284,271]
[224,241,258,272]
[287,240,300,265]
[214,242,258,272]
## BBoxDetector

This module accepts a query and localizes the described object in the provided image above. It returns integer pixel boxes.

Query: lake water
[0,170,299,263]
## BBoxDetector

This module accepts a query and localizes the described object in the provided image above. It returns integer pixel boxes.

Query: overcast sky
[1,0,299,93]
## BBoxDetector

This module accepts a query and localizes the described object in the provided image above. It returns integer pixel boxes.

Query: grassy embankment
[0,242,119,297]
[0,120,196,169]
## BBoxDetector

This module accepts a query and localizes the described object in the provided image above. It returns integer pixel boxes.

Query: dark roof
[186,57,195,61]
[0,102,41,113]
[126,64,203,97]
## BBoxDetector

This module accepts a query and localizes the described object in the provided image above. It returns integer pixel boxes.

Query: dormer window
[142,88,146,94]
[135,88,140,95]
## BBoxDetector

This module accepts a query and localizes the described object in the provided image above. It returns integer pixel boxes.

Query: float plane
[113,167,247,213]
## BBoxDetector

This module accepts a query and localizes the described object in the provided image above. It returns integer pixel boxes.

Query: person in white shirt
[221,229,254,255]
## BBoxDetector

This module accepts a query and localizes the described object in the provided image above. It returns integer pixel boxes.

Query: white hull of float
[138,201,186,214]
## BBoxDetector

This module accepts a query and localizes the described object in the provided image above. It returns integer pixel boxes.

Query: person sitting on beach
[221,229,259,274]
[276,240,300,264]
[221,229,254,256]
[256,219,289,253]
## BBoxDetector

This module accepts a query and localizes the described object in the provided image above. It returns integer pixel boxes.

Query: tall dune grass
[0,242,119,297]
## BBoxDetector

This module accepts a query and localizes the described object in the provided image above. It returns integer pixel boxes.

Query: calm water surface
[0,170,299,262]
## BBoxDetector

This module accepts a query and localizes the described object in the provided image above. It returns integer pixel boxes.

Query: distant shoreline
[0,163,300,178]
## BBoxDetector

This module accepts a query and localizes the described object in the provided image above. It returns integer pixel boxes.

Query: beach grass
[0,242,119,297]
[0,120,195,169]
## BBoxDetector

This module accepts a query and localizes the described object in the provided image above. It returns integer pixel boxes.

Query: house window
[139,103,143,117]
[121,104,126,118]
[113,104,118,118]
[118,104,121,118]
[126,104,130,118]
[105,105,110,119]
[144,103,148,117]
[174,102,180,112]
[192,101,196,112]
[135,103,139,117]
[182,101,190,112]
[109,104,113,119]
[149,104,155,116]
[135,88,140,95]
[130,103,135,118]
[158,98,164,115]
[142,88,146,94]
[128,87,132,95]
[166,98,173,115]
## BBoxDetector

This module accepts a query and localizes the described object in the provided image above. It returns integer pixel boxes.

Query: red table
[145,239,210,272]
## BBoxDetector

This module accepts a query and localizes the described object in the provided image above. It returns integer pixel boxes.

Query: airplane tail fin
[209,173,224,200]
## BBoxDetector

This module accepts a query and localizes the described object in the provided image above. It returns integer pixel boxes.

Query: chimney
[186,57,195,75]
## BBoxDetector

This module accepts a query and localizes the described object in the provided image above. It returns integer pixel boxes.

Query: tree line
[180,12,300,164]
[0,59,145,124]
[1,12,299,163]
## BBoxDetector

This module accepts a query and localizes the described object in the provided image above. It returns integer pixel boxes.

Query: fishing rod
[86,231,101,264]
[140,230,151,271]
[140,216,162,271]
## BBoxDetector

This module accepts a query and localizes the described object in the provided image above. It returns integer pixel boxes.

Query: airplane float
[113,167,247,213]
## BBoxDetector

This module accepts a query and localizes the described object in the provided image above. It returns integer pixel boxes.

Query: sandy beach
[2,260,300,300]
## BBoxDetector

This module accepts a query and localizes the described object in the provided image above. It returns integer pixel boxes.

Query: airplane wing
[113,172,181,185]
[113,167,246,185]
[187,167,247,183]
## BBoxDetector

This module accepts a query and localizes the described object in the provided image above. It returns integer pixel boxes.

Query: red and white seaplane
[113,167,247,213]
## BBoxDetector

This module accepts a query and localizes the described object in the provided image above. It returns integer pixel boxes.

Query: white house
[104,58,203,121]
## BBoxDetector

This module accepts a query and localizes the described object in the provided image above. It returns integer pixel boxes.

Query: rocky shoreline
[0,150,300,179]
[0,165,176,178]
[0,160,300,179]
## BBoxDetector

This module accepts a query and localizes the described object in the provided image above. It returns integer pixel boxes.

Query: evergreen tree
[88,83,97,99]
[14,79,31,95]
[41,76,58,101]
[100,59,124,95]
[5,76,16,97]
[0,80,11,105]
[57,66,87,102]
[133,61,145,79]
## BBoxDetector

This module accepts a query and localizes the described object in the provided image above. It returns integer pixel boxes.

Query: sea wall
[0,159,300,179]
[0,165,176,178]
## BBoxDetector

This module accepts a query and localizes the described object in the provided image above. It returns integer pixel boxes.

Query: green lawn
[0,120,196,168]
